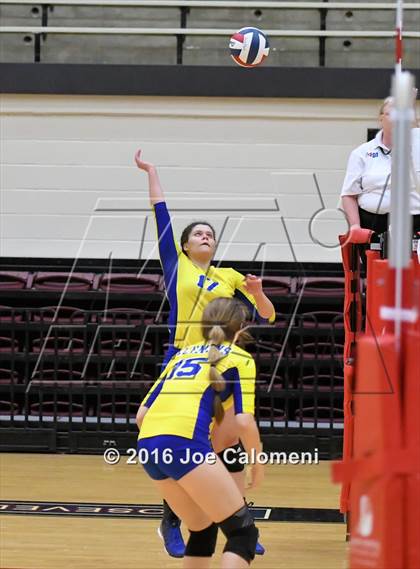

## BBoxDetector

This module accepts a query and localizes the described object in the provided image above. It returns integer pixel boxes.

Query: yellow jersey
[154,201,275,350]
[139,341,256,445]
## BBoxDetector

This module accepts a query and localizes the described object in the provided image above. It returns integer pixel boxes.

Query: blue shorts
[137,435,214,481]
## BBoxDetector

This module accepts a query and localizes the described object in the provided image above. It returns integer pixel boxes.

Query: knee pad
[218,505,258,563]
[217,443,245,473]
[185,523,218,558]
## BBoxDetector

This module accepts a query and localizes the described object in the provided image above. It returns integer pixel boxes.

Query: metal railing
[1,0,419,65]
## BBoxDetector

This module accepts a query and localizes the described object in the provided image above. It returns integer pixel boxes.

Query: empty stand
[0,271,31,290]
[0,336,19,353]
[0,368,19,384]
[0,400,20,414]
[298,374,344,392]
[0,306,24,322]
[295,406,344,424]
[0,259,347,455]
[98,273,161,293]
[32,305,86,323]
[96,308,155,326]
[297,277,345,297]
[30,400,85,417]
[31,335,85,354]
[32,272,97,291]
[295,342,344,360]
[30,368,84,385]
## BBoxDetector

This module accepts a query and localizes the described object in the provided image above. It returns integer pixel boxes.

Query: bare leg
[177,458,254,568]
[154,458,255,569]
[222,552,249,569]
[211,405,247,502]
[211,405,239,454]
[153,478,213,569]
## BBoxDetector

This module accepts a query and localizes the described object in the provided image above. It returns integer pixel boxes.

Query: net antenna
[395,0,404,73]
[389,71,414,348]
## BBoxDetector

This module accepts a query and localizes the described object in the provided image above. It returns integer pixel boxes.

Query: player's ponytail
[202,298,250,424]
[208,324,226,424]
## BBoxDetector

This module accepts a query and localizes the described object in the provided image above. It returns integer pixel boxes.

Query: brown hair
[180,222,216,256]
[202,298,251,424]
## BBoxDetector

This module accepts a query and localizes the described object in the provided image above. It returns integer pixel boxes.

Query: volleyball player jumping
[135,149,274,557]
[136,297,263,569]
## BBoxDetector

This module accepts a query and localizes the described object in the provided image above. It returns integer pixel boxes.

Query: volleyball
[229,27,270,67]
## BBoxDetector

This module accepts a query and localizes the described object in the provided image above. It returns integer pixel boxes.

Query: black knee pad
[185,523,218,558]
[218,505,258,563]
[217,443,245,473]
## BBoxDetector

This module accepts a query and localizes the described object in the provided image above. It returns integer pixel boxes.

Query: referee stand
[333,71,420,568]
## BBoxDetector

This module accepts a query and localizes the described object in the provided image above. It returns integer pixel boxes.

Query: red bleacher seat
[301,311,344,329]
[0,337,19,352]
[295,406,344,423]
[298,374,344,392]
[30,369,84,385]
[32,272,96,291]
[0,306,24,322]
[98,273,161,293]
[98,338,152,356]
[30,401,85,417]
[295,342,344,359]
[296,277,344,297]
[249,340,284,361]
[0,401,19,414]
[261,276,293,295]
[32,306,86,323]
[96,308,155,325]
[97,371,153,389]
[257,373,284,390]
[258,406,286,421]
[0,369,19,384]
[31,336,85,354]
[97,401,139,417]
[0,271,31,290]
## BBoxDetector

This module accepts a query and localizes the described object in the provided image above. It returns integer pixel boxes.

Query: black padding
[217,444,245,473]
[185,523,218,557]
[218,505,258,563]
[222,525,258,563]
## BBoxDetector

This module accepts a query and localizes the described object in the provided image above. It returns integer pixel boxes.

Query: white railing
[1,26,419,37]
[1,0,419,64]
[0,0,419,8]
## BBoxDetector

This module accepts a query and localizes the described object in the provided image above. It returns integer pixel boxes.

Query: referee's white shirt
[340,128,420,215]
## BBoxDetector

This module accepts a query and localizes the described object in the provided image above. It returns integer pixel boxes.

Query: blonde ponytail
[208,325,226,424]
[202,297,252,424]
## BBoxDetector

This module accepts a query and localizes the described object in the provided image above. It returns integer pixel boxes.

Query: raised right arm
[134,149,165,206]
[134,149,180,295]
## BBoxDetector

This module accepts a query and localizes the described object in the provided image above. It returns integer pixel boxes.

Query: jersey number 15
[165,357,207,379]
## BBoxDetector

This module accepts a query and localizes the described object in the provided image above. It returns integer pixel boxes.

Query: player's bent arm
[235,273,275,322]
[235,413,264,489]
[252,290,275,320]
[235,413,262,457]
[136,404,149,430]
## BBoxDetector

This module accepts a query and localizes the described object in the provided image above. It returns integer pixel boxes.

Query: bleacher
[0,261,345,456]
[1,0,419,67]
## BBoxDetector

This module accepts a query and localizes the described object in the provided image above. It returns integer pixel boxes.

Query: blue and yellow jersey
[154,201,275,349]
[138,341,256,445]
